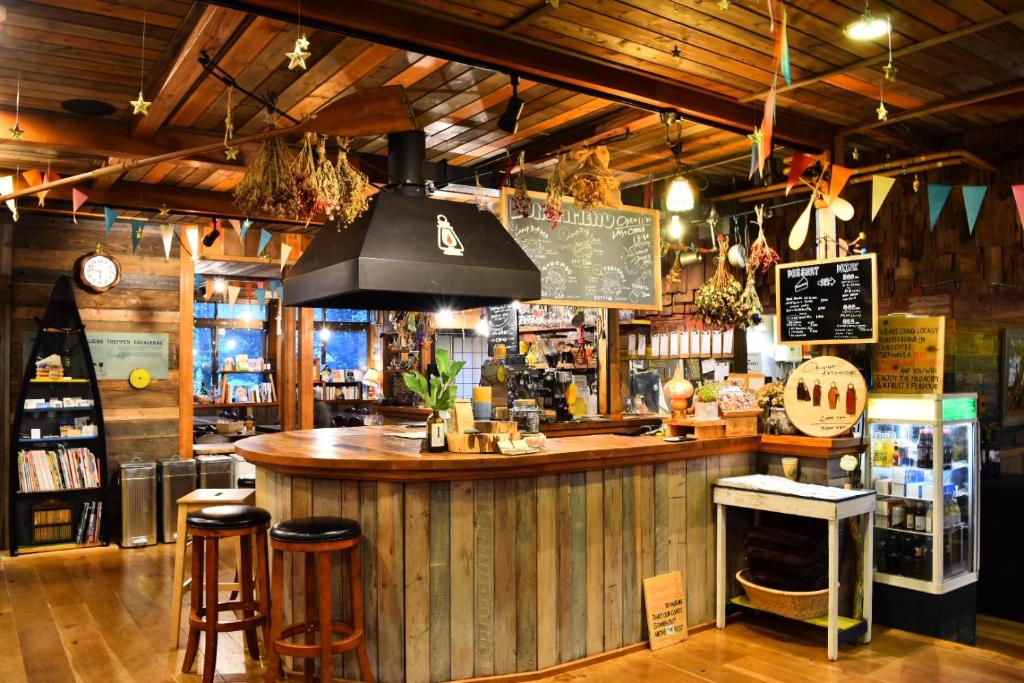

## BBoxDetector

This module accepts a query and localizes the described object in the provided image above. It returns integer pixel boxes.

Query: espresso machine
[542,370,575,422]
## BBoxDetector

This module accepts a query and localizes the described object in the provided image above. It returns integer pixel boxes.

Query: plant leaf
[436,347,451,376]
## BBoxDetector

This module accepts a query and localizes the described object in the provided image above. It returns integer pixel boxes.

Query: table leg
[827,518,839,661]
[170,503,189,649]
[862,512,873,644]
[716,503,726,628]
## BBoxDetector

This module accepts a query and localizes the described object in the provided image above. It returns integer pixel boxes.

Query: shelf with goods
[193,401,279,410]
[9,277,109,556]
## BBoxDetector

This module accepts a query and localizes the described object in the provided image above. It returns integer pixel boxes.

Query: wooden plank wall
[6,213,181,475]
[258,451,753,683]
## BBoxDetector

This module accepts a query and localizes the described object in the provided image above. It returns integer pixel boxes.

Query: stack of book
[34,354,65,380]
[17,447,101,492]
[75,501,103,544]
[231,381,276,403]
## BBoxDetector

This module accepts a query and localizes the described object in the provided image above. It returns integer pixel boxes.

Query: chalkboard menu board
[501,189,661,310]
[486,304,518,356]
[775,254,878,345]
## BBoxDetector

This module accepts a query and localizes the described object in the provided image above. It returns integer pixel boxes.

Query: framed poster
[873,315,945,393]
[1002,326,1024,427]
[775,254,878,345]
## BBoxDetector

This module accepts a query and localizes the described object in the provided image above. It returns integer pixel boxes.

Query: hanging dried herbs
[738,205,780,325]
[568,146,621,210]
[511,151,531,218]
[313,135,341,218]
[333,137,372,228]
[696,235,753,330]
[234,114,299,218]
[544,154,565,229]
[473,172,491,212]
[292,132,327,223]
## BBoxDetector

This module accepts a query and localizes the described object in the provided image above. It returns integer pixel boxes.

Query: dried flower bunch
[234,115,299,218]
[696,235,754,329]
[756,380,785,409]
[544,154,566,229]
[333,137,372,227]
[292,133,328,223]
[511,151,532,218]
[313,135,342,215]
[567,146,621,210]
[738,205,781,325]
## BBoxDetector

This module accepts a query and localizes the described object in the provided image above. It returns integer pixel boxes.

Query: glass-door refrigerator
[864,393,979,643]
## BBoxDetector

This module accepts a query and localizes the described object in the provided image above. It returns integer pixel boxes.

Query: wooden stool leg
[318,552,333,683]
[170,503,189,648]
[239,533,260,660]
[266,548,284,683]
[202,537,220,683]
[349,545,374,683]
[304,553,316,683]
[255,527,272,650]
[181,534,204,672]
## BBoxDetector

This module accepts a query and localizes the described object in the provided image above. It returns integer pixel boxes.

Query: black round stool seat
[270,516,361,544]
[237,477,256,489]
[187,504,271,530]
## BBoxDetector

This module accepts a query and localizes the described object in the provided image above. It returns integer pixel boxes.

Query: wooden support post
[599,311,621,415]
[179,248,194,457]
[299,307,314,430]
[280,305,298,431]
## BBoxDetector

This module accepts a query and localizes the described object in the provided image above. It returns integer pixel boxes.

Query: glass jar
[511,399,540,434]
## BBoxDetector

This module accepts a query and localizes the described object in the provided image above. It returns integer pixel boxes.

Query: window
[314,308,370,324]
[315,327,368,372]
[193,301,269,398]
[435,333,488,400]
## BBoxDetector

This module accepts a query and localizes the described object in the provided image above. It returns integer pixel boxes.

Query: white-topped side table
[713,474,876,661]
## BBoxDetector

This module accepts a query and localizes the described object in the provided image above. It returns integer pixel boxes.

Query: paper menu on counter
[680,331,690,357]
[669,332,679,357]
[711,330,723,356]
[723,329,734,355]
[689,330,700,356]
[700,332,712,356]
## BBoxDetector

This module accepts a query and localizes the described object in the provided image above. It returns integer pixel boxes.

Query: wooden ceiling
[2,0,1023,226]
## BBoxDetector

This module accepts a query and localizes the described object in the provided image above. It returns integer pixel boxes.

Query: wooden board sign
[775,254,878,345]
[784,356,867,438]
[501,188,661,310]
[873,315,945,393]
[486,303,518,356]
[642,571,688,650]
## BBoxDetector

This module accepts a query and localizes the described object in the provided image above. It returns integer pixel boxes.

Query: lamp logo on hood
[437,214,464,256]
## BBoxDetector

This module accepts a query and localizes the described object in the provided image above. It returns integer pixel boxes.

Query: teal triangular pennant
[927,184,951,231]
[241,218,252,241]
[195,273,204,291]
[256,287,266,306]
[257,228,272,256]
[961,185,987,235]
[130,219,145,253]
[103,207,117,237]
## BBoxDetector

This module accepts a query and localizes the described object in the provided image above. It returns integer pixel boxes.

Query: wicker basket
[736,570,830,620]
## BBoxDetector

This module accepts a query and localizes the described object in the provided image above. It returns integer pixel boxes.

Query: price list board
[485,303,518,356]
[775,254,878,345]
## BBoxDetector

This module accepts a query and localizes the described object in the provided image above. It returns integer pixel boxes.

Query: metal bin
[120,459,157,547]
[159,457,196,543]
[195,454,233,488]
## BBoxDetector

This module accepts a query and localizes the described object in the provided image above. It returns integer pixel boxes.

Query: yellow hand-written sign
[643,571,688,650]
[872,315,945,393]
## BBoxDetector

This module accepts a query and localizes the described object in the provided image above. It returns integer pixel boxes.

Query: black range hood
[283,130,541,312]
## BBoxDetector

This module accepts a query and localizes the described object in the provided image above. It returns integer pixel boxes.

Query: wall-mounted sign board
[24,331,170,381]
[784,356,867,438]
[642,571,688,650]
[872,315,945,393]
[485,303,518,356]
[775,254,878,345]
[501,189,661,310]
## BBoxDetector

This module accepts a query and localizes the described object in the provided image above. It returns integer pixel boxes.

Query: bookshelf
[8,277,109,556]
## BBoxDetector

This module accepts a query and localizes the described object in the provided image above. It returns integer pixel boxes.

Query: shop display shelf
[729,596,866,632]
[18,435,99,444]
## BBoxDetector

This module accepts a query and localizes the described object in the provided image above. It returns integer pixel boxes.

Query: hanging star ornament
[883,62,898,81]
[286,36,311,71]
[224,146,239,161]
[131,90,152,116]
[671,44,681,61]
[876,101,888,121]
[157,204,170,219]
[718,0,730,9]
[9,122,24,140]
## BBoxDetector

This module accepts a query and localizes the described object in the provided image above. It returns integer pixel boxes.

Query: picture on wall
[1002,326,1024,427]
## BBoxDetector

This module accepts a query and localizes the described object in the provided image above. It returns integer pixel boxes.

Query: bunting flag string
[229,219,242,241]
[160,225,174,260]
[256,286,267,306]
[961,185,987,236]
[39,171,59,207]
[870,175,896,221]
[130,219,145,253]
[257,228,273,256]
[1013,185,1024,233]
[240,218,252,241]
[226,284,241,306]
[71,187,88,224]
[194,273,204,291]
[0,176,17,221]
[786,153,815,195]
[927,184,951,231]
[280,242,293,272]
[779,6,791,86]
[103,207,117,237]
[826,164,853,204]
[21,170,42,207]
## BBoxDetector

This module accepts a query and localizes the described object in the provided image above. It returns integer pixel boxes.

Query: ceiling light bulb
[475,317,490,337]
[436,309,455,327]
[667,215,684,241]
[844,7,889,41]
[214,279,227,294]
[320,326,332,340]
[666,175,696,212]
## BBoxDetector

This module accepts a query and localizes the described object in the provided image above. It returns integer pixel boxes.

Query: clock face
[78,253,118,290]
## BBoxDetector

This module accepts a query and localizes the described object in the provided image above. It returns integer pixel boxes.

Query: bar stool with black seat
[266,516,374,683]
[182,504,272,683]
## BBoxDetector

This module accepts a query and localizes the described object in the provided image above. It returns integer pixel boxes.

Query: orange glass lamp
[663,361,694,420]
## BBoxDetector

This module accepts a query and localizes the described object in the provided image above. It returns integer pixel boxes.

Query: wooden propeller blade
[0,86,418,205]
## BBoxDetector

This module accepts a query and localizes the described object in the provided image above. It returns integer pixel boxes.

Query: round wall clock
[74,246,121,293]
[129,367,151,390]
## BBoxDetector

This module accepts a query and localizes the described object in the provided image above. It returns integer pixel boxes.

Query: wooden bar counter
[237,427,862,683]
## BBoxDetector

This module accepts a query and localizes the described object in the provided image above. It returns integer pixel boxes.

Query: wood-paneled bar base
[239,428,861,683]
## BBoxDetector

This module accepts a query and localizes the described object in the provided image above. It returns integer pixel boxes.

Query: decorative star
[748,126,762,146]
[131,90,152,116]
[224,146,239,161]
[9,122,24,140]
[876,101,888,121]
[718,0,730,9]
[912,175,921,193]
[883,62,897,81]
[851,147,860,161]
[286,39,311,71]
[671,45,681,61]
[242,218,253,231]
[295,34,310,51]
[157,204,171,219]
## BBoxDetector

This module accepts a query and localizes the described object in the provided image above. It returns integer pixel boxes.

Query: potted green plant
[693,381,719,420]
[403,348,465,453]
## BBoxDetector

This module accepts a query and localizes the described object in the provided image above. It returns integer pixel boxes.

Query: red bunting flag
[21,170,42,206]
[72,187,88,224]
[786,153,815,196]
[1012,185,1024,232]
[826,164,853,203]
[229,218,242,239]
[39,171,60,207]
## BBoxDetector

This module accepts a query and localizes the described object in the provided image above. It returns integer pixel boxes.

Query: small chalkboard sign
[775,254,878,345]
[486,304,518,356]
[642,571,688,650]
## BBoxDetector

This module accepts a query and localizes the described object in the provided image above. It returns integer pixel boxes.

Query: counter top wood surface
[235,426,862,481]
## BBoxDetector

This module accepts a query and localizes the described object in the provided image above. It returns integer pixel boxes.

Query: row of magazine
[17,447,101,492]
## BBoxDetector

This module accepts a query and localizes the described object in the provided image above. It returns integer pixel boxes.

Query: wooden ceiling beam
[207,0,835,150]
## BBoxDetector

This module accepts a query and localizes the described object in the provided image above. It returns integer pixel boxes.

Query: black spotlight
[202,218,221,247]
[497,75,524,134]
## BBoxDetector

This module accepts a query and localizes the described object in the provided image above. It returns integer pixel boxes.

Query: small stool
[266,517,374,683]
[182,505,271,683]
[170,488,256,648]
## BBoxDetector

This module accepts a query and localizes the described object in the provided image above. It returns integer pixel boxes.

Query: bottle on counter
[426,410,448,453]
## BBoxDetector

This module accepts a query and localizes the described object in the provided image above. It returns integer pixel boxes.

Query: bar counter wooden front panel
[256,451,753,683]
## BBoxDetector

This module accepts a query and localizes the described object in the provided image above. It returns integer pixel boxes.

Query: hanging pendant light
[844,2,889,41]
[666,175,696,212]
[667,214,685,242]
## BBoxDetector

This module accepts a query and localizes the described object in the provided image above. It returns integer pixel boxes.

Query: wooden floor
[1,543,1022,683]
